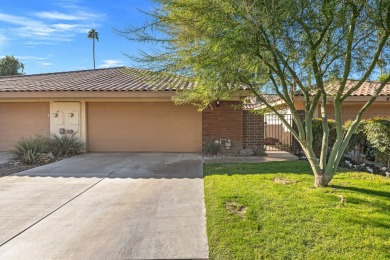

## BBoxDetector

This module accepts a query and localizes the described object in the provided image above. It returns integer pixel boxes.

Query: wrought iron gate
[264,114,292,152]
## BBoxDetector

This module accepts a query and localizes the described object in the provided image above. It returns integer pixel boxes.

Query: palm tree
[87,29,99,69]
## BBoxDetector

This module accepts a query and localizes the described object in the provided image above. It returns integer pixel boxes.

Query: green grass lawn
[204,161,390,260]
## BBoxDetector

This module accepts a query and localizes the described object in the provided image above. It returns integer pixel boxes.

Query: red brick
[202,101,243,153]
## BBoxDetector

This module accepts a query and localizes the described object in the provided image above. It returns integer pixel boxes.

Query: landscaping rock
[47,152,55,160]
[239,149,254,157]
[0,162,35,177]
[253,146,267,156]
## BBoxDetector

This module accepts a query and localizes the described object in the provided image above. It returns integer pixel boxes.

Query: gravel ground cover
[0,162,35,177]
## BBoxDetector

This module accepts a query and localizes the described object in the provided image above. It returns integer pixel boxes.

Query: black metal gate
[264,114,292,152]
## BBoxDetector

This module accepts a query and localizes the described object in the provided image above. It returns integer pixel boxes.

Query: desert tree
[120,0,390,187]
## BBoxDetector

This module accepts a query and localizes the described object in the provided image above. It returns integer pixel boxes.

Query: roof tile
[0,67,195,92]
[297,80,390,96]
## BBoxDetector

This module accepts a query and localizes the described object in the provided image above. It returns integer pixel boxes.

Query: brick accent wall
[202,101,243,153]
[292,110,305,155]
[243,111,264,151]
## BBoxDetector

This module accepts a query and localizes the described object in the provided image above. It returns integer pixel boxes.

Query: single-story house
[244,80,390,154]
[294,80,390,122]
[250,80,390,121]
[0,67,263,153]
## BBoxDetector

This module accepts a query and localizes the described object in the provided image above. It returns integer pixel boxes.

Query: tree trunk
[314,174,333,188]
[93,38,96,70]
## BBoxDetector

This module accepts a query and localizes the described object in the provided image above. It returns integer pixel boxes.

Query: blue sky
[0,0,156,74]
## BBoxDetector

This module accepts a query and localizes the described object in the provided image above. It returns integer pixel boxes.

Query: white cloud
[98,59,125,69]
[23,41,60,45]
[0,2,105,44]
[55,0,84,10]
[0,55,48,62]
[17,56,46,60]
[52,23,78,30]
[34,11,102,21]
[0,13,62,37]
[34,11,83,21]
[36,62,53,66]
[0,13,39,27]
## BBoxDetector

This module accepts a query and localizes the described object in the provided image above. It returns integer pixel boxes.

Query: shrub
[205,140,221,155]
[11,133,85,165]
[11,135,49,165]
[48,133,84,157]
[307,119,337,157]
[344,120,371,163]
[365,118,390,168]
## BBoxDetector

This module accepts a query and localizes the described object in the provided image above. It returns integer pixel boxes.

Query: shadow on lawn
[332,185,390,199]
[350,216,390,229]
[204,161,313,176]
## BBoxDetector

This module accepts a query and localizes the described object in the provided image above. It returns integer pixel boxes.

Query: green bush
[307,119,337,157]
[11,135,49,165]
[365,118,390,168]
[205,140,221,155]
[11,133,85,165]
[48,133,84,157]
[344,120,371,163]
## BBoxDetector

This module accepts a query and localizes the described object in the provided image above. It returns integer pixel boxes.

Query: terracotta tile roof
[327,80,390,96]
[296,80,390,96]
[244,80,390,110]
[0,67,195,92]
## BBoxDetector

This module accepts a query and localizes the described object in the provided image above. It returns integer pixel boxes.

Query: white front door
[50,102,81,138]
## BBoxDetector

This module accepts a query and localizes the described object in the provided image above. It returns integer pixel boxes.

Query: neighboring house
[294,80,390,122]
[0,67,263,154]
[244,80,390,154]
[246,80,390,122]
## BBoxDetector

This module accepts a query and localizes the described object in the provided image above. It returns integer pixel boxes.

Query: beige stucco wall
[293,98,390,122]
[0,94,201,152]
[0,95,175,148]
[326,103,390,122]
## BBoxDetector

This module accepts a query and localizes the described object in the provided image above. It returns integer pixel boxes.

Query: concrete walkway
[203,150,299,164]
[0,153,208,260]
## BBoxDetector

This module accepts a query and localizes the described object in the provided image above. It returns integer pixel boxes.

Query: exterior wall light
[216,99,220,107]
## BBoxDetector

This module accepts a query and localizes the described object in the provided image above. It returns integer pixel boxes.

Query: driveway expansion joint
[0,153,208,259]
[0,168,120,247]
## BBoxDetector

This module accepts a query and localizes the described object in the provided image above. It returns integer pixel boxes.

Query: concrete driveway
[0,153,208,259]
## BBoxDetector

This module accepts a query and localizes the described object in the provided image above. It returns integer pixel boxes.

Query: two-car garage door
[87,102,202,152]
